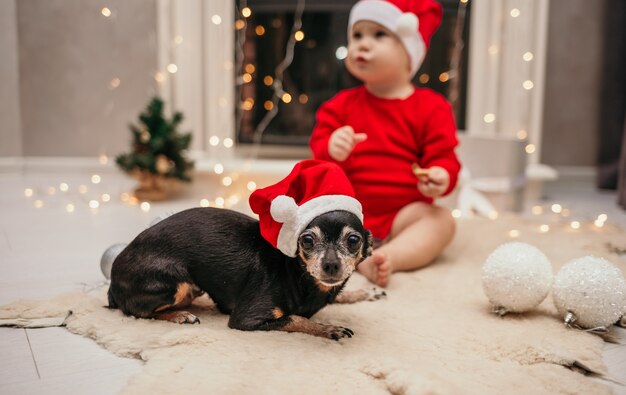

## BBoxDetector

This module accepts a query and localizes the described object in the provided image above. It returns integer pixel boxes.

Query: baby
[310,0,461,287]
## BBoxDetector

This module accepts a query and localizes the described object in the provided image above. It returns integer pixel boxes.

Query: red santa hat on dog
[348,0,442,77]
[249,160,363,257]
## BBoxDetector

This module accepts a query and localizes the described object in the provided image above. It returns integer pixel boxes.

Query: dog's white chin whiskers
[309,270,345,287]
[320,279,345,287]
[311,262,355,287]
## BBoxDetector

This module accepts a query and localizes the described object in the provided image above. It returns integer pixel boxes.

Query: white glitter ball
[553,256,626,329]
[100,243,128,280]
[482,242,553,313]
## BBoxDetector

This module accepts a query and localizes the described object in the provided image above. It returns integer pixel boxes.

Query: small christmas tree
[116,97,194,200]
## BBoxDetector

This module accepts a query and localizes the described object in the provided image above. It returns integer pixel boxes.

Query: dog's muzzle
[319,249,347,285]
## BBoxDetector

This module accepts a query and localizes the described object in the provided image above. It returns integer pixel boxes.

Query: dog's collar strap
[271,194,363,257]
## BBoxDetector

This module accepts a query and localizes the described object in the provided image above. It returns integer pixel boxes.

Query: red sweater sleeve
[309,93,346,162]
[420,98,461,196]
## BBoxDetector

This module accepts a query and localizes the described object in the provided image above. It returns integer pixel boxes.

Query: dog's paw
[323,325,354,341]
[366,287,387,301]
[178,311,200,324]
[166,311,200,324]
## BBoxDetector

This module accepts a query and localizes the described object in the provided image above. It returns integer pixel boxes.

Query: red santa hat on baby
[249,159,363,258]
[348,0,442,77]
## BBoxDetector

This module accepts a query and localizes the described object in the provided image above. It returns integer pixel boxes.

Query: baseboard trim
[0,156,117,174]
[0,156,297,176]
[552,165,596,178]
[2,157,595,181]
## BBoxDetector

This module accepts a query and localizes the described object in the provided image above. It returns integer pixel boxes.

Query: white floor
[0,166,625,394]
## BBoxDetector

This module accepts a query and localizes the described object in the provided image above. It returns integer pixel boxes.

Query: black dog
[107,207,385,340]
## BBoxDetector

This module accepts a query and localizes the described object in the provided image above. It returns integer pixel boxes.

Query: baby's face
[346,20,411,85]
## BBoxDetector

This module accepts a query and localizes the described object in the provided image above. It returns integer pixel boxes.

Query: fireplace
[235,0,471,149]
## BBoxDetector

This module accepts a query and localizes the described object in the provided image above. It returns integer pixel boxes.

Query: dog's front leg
[229,308,353,340]
[334,288,386,304]
[278,315,353,340]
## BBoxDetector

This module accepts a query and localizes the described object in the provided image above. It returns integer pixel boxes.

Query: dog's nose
[322,249,341,276]
[323,261,340,276]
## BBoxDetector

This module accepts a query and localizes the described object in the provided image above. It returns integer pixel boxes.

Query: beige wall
[7,0,158,157]
[541,0,606,167]
[0,0,22,156]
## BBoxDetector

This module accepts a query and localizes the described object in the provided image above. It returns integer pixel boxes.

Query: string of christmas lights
[447,0,469,111]
[479,2,539,152]
[250,0,305,146]
[235,0,306,157]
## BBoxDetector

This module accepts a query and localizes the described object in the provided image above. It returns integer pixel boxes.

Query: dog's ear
[363,230,373,259]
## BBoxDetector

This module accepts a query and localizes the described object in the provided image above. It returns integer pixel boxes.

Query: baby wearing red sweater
[310,0,461,286]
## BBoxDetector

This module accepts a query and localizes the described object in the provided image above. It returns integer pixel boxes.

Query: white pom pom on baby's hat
[396,12,419,36]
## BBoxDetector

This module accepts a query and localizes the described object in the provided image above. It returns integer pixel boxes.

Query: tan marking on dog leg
[154,303,173,312]
[335,289,369,303]
[335,288,386,304]
[279,315,353,340]
[154,282,196,313]
[272,307,284,319]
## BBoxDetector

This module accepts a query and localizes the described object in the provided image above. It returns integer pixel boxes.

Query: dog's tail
[106,287,118,309]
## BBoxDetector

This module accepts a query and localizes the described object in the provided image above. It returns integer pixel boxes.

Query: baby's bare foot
[358,251,391,287]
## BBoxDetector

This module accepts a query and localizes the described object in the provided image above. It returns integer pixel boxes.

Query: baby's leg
[358,202,455,286]
[384,202,455,272]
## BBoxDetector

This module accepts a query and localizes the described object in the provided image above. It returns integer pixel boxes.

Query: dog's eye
[300,234,315,249]
[347,235,361,250]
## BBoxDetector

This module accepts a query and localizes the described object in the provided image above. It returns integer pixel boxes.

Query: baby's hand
[328,126,367,162]
[417,166,450,198]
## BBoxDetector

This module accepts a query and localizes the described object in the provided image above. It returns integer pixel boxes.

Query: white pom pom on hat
[270,195,298,223]
[396,12,419,37]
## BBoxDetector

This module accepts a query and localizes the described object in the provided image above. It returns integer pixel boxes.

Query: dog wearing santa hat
[107,160,385,340]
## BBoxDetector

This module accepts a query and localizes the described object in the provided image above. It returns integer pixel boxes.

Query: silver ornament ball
[100,243,128,280]
[482,242,553,314]
[553,256,626,329]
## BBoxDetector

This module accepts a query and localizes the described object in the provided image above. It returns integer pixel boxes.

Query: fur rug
[1,215,624,394]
